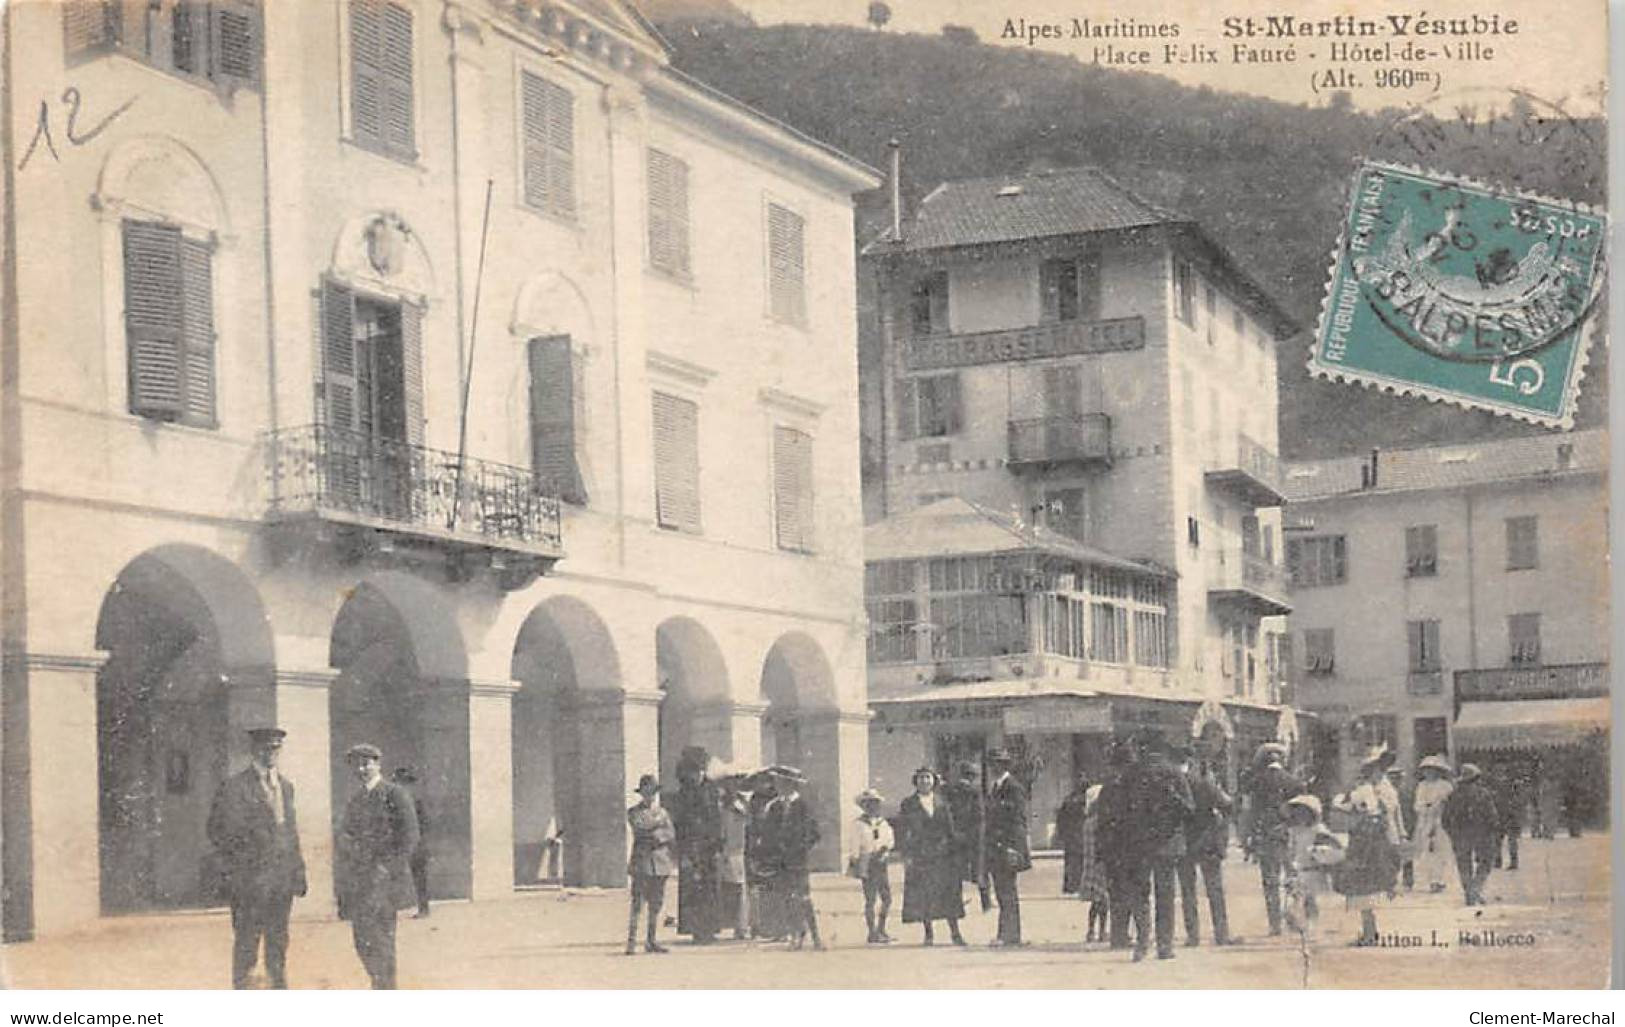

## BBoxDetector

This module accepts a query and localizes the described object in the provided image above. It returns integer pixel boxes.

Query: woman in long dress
[1077,783,1111,942]
[1411,755,1456,893]
[895,767,967,946]
[1332,749,1405,945]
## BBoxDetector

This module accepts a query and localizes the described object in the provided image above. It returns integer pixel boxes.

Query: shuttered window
[766,202,806,326]
[528,336,586,505]
[896,373,961,439]
[1406,619,1441,673]
[521,71,575,219]
[772,426,814,553]
[122,220,216,427]
[652,392,700,533]
[351,0,415,160]
[65,1,259,88]
[646,148,690,278]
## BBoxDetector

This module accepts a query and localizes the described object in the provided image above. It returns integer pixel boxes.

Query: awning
[1453,697,1611,750]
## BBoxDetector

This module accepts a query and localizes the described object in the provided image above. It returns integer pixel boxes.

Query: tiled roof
[873,167,1182,253]
[1282,430,1607,503]
[864,496,1169,576]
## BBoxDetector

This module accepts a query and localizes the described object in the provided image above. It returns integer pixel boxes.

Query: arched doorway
[329,572,471,901]
[655,617,730,784]
[759,632,839,867]
[510,596,622,887]
[92,545,274,913]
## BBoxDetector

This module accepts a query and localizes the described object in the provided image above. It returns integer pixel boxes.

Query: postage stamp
[1308,161,1605,427]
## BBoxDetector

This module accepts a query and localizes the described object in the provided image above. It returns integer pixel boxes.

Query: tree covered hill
[651,16,1607,457]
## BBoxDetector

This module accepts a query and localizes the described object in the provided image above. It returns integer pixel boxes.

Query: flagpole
[451,178,494,529]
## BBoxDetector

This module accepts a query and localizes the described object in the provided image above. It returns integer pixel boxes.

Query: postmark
[1308,160,1605,427]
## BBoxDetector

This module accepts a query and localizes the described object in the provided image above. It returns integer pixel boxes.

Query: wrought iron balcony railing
[1205,433,1285,507]
[1207,548,1291,616]
[1008,413,1113,469]
[264,424,563,560]
[1406,670,1445,696]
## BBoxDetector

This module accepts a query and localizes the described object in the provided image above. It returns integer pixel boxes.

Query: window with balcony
[1287,535,1347,588]
[772,426,815,554]
[652,391,701,533]
[766,202,807,326]
[350,0,415,161]
[1506,515,1538,570]
[1407,619,1441,672]
[122,219,218,428]
[1302,628,1335,675]
[1508,612,1542,665]
[646,148,689,278]
[1405,524,1438,577]
[1134,609,1169,668]
[897,373,961,439]
[865,560,918,664]
[527,336,585,505]
[1041,253,1100,323]
[1090,602,1129,664]
[910,270,948,336]
[1174,258,1195,326]
[65,0,261,90]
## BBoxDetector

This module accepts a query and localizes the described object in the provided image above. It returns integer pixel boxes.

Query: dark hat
[911,766,939,785]
[246,727,286,743]
[635,773,661,795]
[345,743,382,762]
[1255,742,1288,764]
[391,767,417,784]
[986,747,1014,765]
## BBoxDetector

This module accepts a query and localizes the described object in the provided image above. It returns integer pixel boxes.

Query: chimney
[888,138,903,242]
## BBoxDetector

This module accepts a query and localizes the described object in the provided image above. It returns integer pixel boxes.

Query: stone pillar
[274,669,336,920]
[17,653,102,936]
[688,700,767,770]
[468,678,518,901]
[563,688,660,888]
[799,708,873,872]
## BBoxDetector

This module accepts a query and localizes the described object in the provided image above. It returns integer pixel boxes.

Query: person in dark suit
[1243,742,1305,936]
[764,765,823,951]
[1443,763,1500,906]
[336,743,419,989]
[896,767,966,946]
[983,748,1031,947]
[1054,773,1091,895]
[1492,765,1529,870]
[1096,740,1139,950]
[1175,745,1238,947]
[391,768,431,918]
[1126,734,1194,961]
[668,745,723,944]
[943,761,989,911]
[206,727,307,989]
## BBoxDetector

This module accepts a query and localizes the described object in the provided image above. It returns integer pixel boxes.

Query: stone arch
[655,616,731,782]
[757,632,842,869]
[328,571,472,901]
[325,209,439,304]
[91,544,272,913]
[95,135,230,235]
[509,595,624,887]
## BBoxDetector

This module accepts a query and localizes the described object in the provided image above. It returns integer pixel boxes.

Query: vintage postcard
[0,0,1610,994]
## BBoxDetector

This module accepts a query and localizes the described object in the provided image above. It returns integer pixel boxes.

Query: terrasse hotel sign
[904,316,1147,371]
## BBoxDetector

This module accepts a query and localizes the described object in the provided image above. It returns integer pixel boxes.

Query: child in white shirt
[849,789,895,944]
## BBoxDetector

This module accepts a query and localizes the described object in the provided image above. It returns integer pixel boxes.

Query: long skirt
[1075,816,1110,903]
[678,858,722,938]
[1336,820,1400,911]
[901,856,966,923]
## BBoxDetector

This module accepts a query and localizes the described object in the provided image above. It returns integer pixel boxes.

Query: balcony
[1008,414,1113,471]
[901,316,1147,372]
[1207,549,1291,616]
[1205,433,1285,507]
[1454,662,1609,702]
[1406,670,1445,696]
[263,424,563,587]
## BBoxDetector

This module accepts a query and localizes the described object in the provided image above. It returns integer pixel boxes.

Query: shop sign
[1003,700,1111,734]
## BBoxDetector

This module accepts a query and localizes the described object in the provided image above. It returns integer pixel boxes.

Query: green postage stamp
[1309,161,1605,427]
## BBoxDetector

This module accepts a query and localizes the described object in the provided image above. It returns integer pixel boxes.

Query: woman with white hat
[1331,748,1404,945]
[1411,755,1456,893]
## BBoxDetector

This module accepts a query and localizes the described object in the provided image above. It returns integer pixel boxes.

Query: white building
[859,167,1302,840]
[1282,432,1609,824]
[0,0,878,941]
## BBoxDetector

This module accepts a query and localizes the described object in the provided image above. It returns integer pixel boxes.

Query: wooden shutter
[773,426,814,552]
[400,300,424,446]
[64,1,114,55]
[379,1,414,156]
[1043,365,1081,417]
[209,0,260,89]
[522,73,574,217]
[170,2,205,76]
[652,391,700,532]
[178,234,216,425]
[528,336,586,505]
[895,378,917,440]
[928,271,948,333]
[520,71,549,209]
[647,148,690,277]
[939,373,963,434]
[122,221,185,419]
[767,203,805,324]
[320,279,359,432]
[349,0,384,148]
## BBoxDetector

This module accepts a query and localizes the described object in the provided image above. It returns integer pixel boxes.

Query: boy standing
[850,788,895,944]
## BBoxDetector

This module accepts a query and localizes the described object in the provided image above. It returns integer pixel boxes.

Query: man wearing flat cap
[336,742,419,989]
[206,727,307,989]
[983,748,1031,946]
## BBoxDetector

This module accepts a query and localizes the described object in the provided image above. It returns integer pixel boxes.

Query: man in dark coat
[983,748,1031,946]
[1054,774,1091,895]
[1126,734,1195,960]
[1492,766,1529,870]
[336,743,420,989]
[1095,740,1139,950]
[391,768,431,918]
[764,766,823,950]
[1176,745,1237,947]
[943,761,989,911]
[668,745,723,943]
[206,727,307,989]
[1243,742,1305,936]
[1443,763,1500,906]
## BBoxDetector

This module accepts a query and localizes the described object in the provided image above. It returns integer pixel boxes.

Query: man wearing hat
[206,727,307,989]
[849,788,895,944]
[626,774,676,954]
[1442,763,1500,906]
[764,765,823,950]
[1176,743,1238,947]
[1242,741,1305,936]
[1125,734,1195,960]
[669,745,724,944]
[983,748,1031,946]
[944,760,990,912]
[336,742,419,989]
[391,768,432,918]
